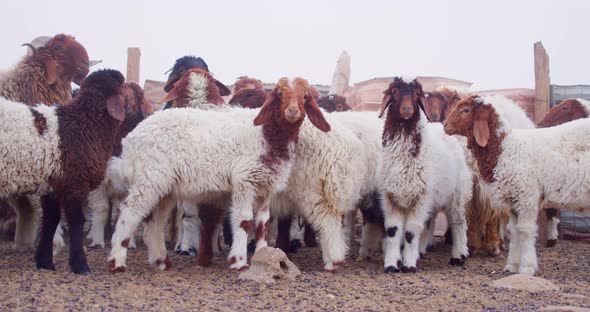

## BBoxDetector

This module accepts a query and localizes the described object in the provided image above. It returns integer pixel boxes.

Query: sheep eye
[561,107,569,111]
[303,94,308,100]
[277,91,283,98]
[462,108,471,113]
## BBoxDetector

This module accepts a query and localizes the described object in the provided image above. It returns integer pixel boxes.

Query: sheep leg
[12,196,37,251]
[466,212,482,257]
[446,208,469,266]
[288,217,304,252]
[179,213,200,256]
[222,216,233,247]
[62,195,90,274]
[358,221,384,261]
[419,216,435,258]
[274,215,292,254]
[35,194,61,271]
[227,191,254,271]
[254,200,271,251]
[303,222,318,247]
[143,195,176,271]
[401,208,429,272]
[173,201,184,253]
[515,209,538,275]
[196,203,224,267]
[545,208,559,247]
[504,213,521,273]
[87,187,110,248]
[309,212,347,271]
[383,201,405,274]
[52,222,65,256]
[483,216,501,257]
[343,210,356,246]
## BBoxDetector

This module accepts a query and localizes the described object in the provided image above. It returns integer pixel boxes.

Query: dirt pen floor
[0,238,588,311]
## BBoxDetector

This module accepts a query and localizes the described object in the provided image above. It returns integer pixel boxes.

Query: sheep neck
[382,106,422,158]
[467,107,506,184]
[260,117,300,170]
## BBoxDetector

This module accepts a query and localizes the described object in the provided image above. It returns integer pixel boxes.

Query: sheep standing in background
[379,77,471,274]
[0,34,92,253]
[443,95,590,275]
[85,82,154,248]
[317,94,352,113]
[108,76,330,272]
[424,88,462,123]
[0,69,127,274]
[228,76,266,109]
[537,98,590,247]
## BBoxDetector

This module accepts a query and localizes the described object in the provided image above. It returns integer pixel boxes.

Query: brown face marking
[229,256,236,264]
[30,108,48,135]
[240,220,252,233]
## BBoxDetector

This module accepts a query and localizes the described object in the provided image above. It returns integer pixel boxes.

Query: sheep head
[164,55,230,96]
[157,68,225,109]
[122,82,154,119]
[79,69,126,121]
[379,77,429,122]
[254,77,330,132]
[444,95,498,147]
[317,94,351,113]
[44,34,91,86]
[234,76,264,92]
[538,98,589,128]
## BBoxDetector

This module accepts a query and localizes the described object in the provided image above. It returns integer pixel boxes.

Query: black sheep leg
[63,196,90,274]
[35,194,61,270]
[222,216,233,247]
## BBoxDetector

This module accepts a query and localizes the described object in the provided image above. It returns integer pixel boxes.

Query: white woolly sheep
[107,76,331,272]
[379,77,471,273]
[443,95,590,275]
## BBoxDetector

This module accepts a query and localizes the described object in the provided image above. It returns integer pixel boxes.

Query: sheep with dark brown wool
[317,94,352,113]
[86,82,154,248]
[0,69,126,274]
[424,88,462,123]
[228,76,267,109]
[0,34,93,253]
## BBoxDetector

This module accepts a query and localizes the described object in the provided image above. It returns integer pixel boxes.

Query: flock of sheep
[0,33,588,278]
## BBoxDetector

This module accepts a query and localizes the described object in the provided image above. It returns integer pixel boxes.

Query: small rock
[326,294,336,300]
[239,247,300,284]
[490,274,559,293]
[539,306,590,312]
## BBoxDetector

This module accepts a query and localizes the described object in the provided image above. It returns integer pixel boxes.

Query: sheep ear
[253,90,276,126]
[305,94,331,132]
[215,80,231,96]
[139,98,154,118]
[378,94,392,118]
[43,58,58,85]
[473,118,490,147]
[157,87,180,104]
[107,94,126,121]
[419,96,431,122]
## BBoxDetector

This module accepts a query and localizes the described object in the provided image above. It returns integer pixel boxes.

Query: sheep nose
[431,114,439,121]
[288,106,299,114]
[402,106,412,112]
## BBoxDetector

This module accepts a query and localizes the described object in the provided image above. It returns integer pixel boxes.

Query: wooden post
[534,41,550,246]
[534,42,550,124]
[126,47,141,84]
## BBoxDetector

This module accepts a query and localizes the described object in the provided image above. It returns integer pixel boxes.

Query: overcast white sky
[1,0,589,90]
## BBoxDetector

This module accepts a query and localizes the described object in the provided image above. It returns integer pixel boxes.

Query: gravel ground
[0,238,588,311]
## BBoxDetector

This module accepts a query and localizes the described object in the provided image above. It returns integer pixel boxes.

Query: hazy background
[1,0,588,90]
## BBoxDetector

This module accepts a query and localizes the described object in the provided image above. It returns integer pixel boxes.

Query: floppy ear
[473,117,490,147]
[139,97,154,118]
[107,94,126,121]
[419,95,431,122]
[43,58,58,85]
[253,89,277,126]
[305,94,331,132]
[215,80,231,96]
[378,93,392,118]
[157,86,181,104]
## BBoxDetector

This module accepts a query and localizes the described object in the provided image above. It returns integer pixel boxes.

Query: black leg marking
[386,226,398,237]
[35,194,60,271]
[405,231,414,244]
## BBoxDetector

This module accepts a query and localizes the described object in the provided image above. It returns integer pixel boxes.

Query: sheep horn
[89,60,102,67]
[22,43,37,56]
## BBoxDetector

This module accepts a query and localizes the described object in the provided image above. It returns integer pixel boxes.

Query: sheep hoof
[546,239,557,248]
[111,266,126,273]
[155,256,172,271]
[189,248,197,257]
[289,239,302,253]
[88,242,105,249]
[449,257,465,266]
[401,266,417,273]
[384,266,400,274]
[180,250,191,256]
[36,261,56,271]
[518,266,536,276]
[486,247,501,257]
[232,265,249,272]
[419,252,425,259]
[503,264,519,273]
[426,245,435,252]
[71,263,91,275]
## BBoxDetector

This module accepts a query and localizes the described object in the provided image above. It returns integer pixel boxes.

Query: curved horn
[22,43,37,56]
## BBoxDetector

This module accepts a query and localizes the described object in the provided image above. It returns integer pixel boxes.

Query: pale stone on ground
[239,247,300,284]
[490,274,559,292]
[539,306,590,312]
